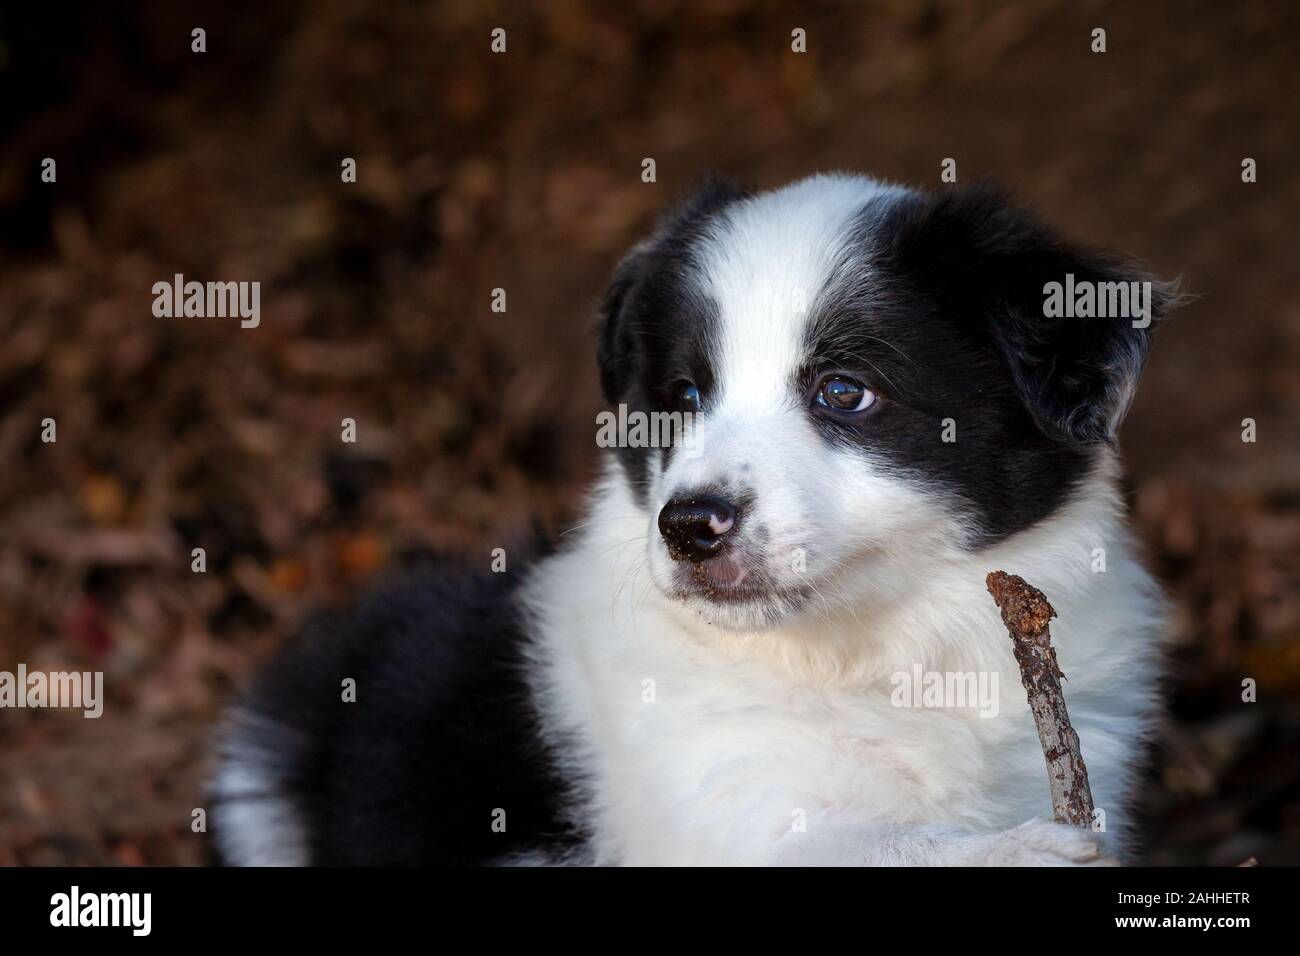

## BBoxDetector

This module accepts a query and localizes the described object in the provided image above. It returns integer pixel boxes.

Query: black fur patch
[878,183,1174,440]
[801,183,1170,544]
[216,565,573,865]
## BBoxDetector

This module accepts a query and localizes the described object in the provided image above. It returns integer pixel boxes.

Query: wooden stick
[986,570,1096,828]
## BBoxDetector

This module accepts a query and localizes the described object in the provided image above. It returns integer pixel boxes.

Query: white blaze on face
[660,174,907,509]
[699,175,900,419]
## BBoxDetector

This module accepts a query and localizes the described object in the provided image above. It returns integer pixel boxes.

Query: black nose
[658,495,738,562]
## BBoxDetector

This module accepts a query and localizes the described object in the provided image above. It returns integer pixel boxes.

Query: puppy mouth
[668,553,810,607]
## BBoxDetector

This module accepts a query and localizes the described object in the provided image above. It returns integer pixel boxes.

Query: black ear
[595,174,751,404]
[885,182,1178,443]
[595,241,651,404]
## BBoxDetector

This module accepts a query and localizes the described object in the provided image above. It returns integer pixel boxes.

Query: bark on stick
[986,570,1096,828]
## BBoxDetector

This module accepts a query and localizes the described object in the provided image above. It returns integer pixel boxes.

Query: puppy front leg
[771,817,1110,866]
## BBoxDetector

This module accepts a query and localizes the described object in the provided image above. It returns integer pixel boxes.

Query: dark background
[0,0,1296,865]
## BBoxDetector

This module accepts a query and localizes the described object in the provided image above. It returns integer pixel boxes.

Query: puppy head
[597,173,1172,631]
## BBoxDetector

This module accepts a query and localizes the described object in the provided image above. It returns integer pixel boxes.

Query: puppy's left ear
[887,183,1180,443]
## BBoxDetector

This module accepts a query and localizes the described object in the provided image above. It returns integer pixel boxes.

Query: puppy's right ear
[595,175,750,404]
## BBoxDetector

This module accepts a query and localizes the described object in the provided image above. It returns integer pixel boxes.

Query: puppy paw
[977,819,1114,866]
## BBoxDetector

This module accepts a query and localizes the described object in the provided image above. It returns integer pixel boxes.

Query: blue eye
[815,376,875,413]
[678,383,701,413]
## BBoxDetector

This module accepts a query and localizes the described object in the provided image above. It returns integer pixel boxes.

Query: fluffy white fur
[523,461,1164,865]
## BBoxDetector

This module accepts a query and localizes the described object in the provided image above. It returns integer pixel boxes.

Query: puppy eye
[676,382,702,413]
[815,375,875,413]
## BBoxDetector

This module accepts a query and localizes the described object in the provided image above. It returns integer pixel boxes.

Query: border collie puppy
[213,173,1172,866]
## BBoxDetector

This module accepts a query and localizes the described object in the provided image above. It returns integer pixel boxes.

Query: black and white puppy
[213,173,1172,866]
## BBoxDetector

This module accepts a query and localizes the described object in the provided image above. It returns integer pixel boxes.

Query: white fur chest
[582,637,1011,865]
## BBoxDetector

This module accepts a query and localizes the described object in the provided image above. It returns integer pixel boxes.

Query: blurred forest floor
[0,0,1297,865]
